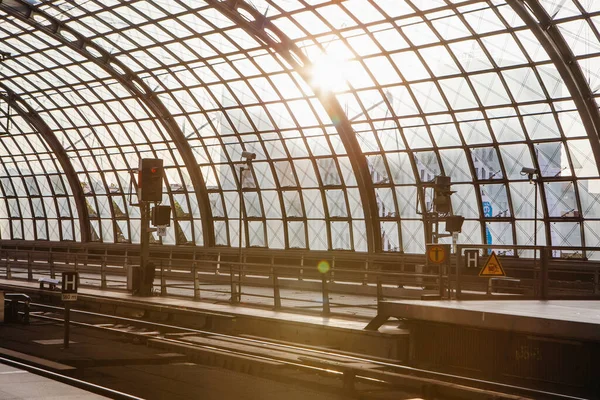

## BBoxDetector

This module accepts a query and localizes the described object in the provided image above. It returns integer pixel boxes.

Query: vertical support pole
[299,256,304,281]
[594,268,599,295]
[376,276,383,305]
[50,252,55,280]
[456,248,462,300]
[123,251,128,290]
[27,252,32,281]
[193,261,200,300]
[330,257,335,283]
[438,259,444,298]
[363,259,369,286]
[6,251,11,279]
[533,177,539,298]
[540,247,548,300]
[237,165,245,305]
[160,261,166,296]
[452,232,458,254]
[216,252,221,275]
[139,201,150,296]
[63,303,70,349]
[101,255,107,289]
[321,273,330,316]
[273,268,281,310]
[230,261,238,304]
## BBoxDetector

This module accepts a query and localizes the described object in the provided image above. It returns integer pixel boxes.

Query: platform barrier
[0,242,598,317]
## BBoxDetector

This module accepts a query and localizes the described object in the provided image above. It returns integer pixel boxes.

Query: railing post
[594,267,599,295]
[230,262,238,304]
[299,256,304,281]
[27,252,33,281]
[193,261,200,300]
[321,272,330,316]
[438,262,444,298]
[363,259,369,286]
[329,257,335,283]
[541,247,549,300]
[100,255,107,289]
[376,275,383,305]
[456,248,462,300]
[6,251,12,279]
[160,260,166,296]
[216,252,221,275]
[49,252,55,280]
[273,267,281,310]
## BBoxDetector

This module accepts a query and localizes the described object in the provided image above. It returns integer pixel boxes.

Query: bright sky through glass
[0,0,599,259]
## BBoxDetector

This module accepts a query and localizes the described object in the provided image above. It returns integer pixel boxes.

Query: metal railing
[0,241,598,316]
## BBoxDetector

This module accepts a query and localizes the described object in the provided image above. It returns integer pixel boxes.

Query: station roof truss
[0,0,600,259]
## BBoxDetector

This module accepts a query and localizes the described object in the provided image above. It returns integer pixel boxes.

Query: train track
[24,301,583,400]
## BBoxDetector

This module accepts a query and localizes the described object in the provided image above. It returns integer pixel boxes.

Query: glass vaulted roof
[1,0,600,258]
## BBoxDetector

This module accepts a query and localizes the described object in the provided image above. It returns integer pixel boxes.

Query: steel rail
[28,302,582,400]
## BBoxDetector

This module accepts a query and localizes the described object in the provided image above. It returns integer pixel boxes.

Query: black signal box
[152,205,171,226]
[139,158,163,202]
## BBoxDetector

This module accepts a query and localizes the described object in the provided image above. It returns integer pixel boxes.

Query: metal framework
[0,0,599,259]
[0,83,90,241]
[0,0,214,246]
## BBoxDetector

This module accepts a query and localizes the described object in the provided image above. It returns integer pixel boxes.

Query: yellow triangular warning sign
[479,251,506,277]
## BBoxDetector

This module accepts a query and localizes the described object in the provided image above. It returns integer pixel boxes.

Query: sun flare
[309,52,350,93]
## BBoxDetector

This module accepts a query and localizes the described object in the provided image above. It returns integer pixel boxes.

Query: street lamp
[521,166,540,292]
[232,151,256,304]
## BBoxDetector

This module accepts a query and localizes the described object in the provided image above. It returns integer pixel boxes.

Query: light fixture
[520,167,537,175]
[520,166,538,183]
[241,151,256,163]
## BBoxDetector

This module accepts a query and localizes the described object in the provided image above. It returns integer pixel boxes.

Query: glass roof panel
[0,0,598,256]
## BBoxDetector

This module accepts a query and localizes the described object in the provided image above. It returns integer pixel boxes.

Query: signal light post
[137,158,165,296]
[419,175,464,245]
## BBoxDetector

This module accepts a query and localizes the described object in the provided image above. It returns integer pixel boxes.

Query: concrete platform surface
[0,278,389,332]
[377,299,600,341]
[0,362,108,399]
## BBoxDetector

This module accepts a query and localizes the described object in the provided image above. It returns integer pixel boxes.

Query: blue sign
[483,201,493,218]
[485,225,493,255]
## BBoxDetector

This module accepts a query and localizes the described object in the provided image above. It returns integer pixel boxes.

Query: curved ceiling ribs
[0,83,91,242]
[0,0,215,246]
[211,0,381,252]
[506,0,600,251]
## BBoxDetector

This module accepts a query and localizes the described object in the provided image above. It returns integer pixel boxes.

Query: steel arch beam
[507,0,600,164]
[0,84,91,242]
[507,0,600,249]
[210,0,381,253]
[0,0,215,246]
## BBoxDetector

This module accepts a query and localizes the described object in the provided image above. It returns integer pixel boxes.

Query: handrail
[0,241,599,307]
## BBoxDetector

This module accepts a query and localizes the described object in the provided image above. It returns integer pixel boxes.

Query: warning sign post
[427,244,448,264]
[425,244,451,299]
[479,251,506,277]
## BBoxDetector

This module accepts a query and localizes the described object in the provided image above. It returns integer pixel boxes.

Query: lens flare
[317,260,330,274]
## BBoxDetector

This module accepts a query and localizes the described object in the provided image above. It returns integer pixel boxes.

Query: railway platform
[0,360,108,399]
[365,299,600,340]
[365,299,600,397]
[1,278,599,397]
[0,278,408,360]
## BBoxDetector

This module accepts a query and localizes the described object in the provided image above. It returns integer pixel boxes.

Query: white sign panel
[61,293,78,301]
